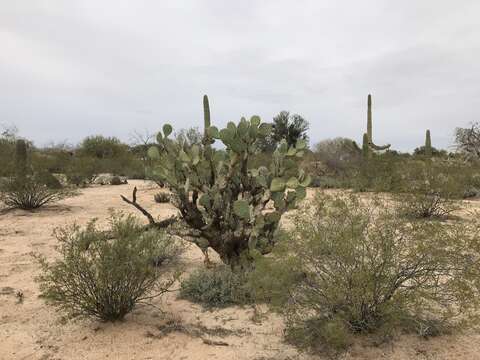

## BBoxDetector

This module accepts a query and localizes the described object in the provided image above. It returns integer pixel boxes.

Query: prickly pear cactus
[147,95,311,268]
[366,94,390,151]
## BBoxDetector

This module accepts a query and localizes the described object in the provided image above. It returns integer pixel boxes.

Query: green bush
[252,193,480,353]
[179,266,253,308]
[36,213,182,321]
[154,192,170,203]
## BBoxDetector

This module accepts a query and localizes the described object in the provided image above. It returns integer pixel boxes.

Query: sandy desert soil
[1,180,480,360]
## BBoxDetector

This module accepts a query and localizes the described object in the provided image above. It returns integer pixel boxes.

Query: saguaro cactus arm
[366,94,391,151]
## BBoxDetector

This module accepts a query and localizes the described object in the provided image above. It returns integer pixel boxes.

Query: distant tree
[129,129,156,177]
[257,111,309,152]
[78,136,128,159]
[1,123,18,141]
[174,127,203,146]
[314,137,361,174]
[455,122,480,160]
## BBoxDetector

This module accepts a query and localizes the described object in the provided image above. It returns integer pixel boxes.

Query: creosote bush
[396,192,458,219]
[252,193,480,354]
[36,213,182,321]
[179,266,253,308]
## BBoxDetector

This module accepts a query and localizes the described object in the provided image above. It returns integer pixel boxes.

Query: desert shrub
[413,145,448,157]
[77,135,128,159]
[0,175,76,210]
[154,192,170,203]
[110,176,123,185]
[36,213,182,321]
[350,153,404,193]
[396,192,458,219]
[309,176,344,189]
[65,156,97,186]
[179,266,253,308]
[37,171,63,189]
[252,193,480,353]
[394,161,462,219]
[313,137,361,175]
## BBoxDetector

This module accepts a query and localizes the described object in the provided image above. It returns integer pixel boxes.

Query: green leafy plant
[36,213,182,321]
[252,193,480,353]
[122,95,311,269]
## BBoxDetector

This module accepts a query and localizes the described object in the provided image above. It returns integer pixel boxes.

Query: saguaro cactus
[366,94,390,151]
[425,129,432,157]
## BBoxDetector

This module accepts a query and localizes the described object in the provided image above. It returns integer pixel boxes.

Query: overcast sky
[1,1,479,151]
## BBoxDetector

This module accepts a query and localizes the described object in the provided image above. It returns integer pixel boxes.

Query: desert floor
[1,180,480,360]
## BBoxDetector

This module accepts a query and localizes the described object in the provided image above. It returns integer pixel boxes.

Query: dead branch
[120,186,177,229]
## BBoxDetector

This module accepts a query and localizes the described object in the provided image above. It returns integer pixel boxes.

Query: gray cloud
[1,0,479,151]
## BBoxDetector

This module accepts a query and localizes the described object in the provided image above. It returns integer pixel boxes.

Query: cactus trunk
[367,94,373,142]
[425,129,432,157]
[362,133,370,158]
[365,94,391,151]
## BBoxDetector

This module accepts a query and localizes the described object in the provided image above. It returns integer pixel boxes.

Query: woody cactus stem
[366,94,391,151]
[425,129,432,157]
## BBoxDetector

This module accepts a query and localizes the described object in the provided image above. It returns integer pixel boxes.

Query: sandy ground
[1,180,480,360]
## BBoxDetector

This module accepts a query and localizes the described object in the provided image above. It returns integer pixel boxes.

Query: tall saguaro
[425,129,432,157]
[365,94,391,152]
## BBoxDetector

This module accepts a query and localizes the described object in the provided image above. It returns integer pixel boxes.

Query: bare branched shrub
[394,161,461,219]
[397,192,458,219]
[252,194,480,353]
[455,122,480,160]
[36,213,182,321]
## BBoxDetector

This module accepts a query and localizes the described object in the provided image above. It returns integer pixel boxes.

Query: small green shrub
[154,192,170,203]
[179,266,253,308]
[36,213,182,321]
[252,193,480,353]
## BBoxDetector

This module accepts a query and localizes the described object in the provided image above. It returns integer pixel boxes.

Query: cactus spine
[425,129,432,157]
[365,94,391,151]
